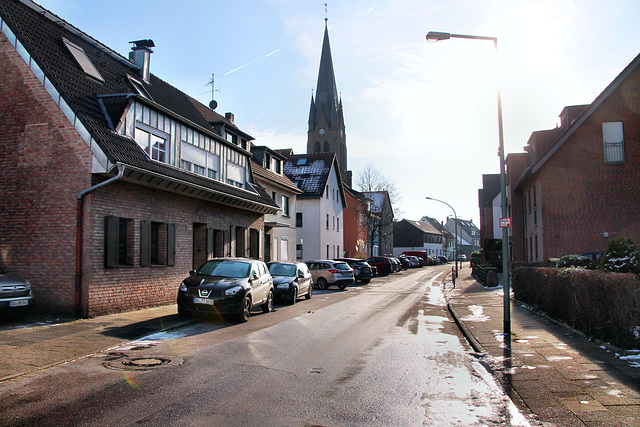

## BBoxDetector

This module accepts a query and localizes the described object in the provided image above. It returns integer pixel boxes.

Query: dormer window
[63,38,104,82]
[135,125,169,163]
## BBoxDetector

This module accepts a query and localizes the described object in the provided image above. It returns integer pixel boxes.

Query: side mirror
[251,272,259,280]
[297,271,305,278]
[189,270,196,276]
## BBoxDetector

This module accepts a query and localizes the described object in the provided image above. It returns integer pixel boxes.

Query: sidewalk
[0,305,191,383]
[445,266,640,426]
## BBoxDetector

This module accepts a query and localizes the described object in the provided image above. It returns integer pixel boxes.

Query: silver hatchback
[305,260,355,290]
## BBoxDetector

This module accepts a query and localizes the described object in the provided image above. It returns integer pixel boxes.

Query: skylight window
[297,158,307,165]
[128,76,153,100]
[63,38,104,82]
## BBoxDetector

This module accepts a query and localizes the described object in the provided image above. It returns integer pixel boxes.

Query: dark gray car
[268,261,313,304]
[0,267,34,318]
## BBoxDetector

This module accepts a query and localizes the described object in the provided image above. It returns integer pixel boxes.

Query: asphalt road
[0,265,528,426]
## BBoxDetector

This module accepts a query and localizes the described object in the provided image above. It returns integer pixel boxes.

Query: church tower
[307,19,351,187]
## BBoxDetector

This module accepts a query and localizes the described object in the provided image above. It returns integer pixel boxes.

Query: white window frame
[603,121,625,163]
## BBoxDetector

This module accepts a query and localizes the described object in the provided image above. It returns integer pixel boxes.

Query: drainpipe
[75,163,125,318]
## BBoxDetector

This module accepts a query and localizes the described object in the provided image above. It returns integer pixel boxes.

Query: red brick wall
[0,31,265,317]
[516,67,640,261]
[0,32,93,313]
[82,180,263,317]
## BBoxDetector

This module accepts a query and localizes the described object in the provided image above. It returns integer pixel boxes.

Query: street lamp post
[425,197,458,279]
[426,31,510,334]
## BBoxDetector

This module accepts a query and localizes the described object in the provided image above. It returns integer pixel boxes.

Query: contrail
[224,48,283,76]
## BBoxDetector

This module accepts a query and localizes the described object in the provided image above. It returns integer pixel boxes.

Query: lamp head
[426,31,451,42]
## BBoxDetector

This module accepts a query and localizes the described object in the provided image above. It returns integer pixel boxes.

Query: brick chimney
[225,112,235,125]
[129,39,155,82]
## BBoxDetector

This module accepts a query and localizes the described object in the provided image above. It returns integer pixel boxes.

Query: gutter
[75,163,126,317]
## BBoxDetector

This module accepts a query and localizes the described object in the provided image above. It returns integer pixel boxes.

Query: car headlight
[179,282,188,292]
[225,285,242,296]
[277,282,291,289]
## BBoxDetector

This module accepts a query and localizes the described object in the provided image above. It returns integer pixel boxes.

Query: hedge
[512,267,640,348]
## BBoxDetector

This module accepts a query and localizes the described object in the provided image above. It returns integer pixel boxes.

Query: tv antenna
[207,73,219,110]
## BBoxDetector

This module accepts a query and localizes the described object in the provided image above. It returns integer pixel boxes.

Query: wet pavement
[445,266,640,426]
[1,266,639,425]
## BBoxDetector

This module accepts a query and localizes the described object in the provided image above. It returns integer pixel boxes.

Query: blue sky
[37,0,640,225]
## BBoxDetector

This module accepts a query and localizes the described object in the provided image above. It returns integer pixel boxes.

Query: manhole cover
[102,355,183,371]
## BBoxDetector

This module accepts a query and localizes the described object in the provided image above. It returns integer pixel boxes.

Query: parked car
[334,258,373,284]
[366,256,393,276]
[305,260,355,290]
[437,256,448,264]
[457,254,468,261]
[177,258,274,322]
[268,261,313,304]
[406,256,422,268]
[0,267,34,318]
[389,257,402,272]
[397,256,411,270]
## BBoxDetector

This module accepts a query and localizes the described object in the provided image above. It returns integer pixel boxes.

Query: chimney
[225,112,235,124]
[129,39,155,82]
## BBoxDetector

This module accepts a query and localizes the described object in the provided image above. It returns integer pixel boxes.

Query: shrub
[557,254,596,270]
[599,237,640,274]
[483,238,502,272]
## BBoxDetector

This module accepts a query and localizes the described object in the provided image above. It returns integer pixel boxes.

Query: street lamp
[425,196,458,279]
[426,31,510,334]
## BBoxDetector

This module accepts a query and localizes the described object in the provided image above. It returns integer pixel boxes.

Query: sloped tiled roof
[250,160,301,194]
[402,219,442,236]
[0,0,278,213]
[283,153,336,198]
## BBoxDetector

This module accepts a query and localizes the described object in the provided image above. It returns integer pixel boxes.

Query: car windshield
[197,260,250,278]
[334,262,351,271]
[269,263,296,277]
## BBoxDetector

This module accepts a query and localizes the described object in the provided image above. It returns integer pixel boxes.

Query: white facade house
[282,152,346,260]
[251,147,302,261]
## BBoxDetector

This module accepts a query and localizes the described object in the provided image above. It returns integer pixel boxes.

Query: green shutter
[104,216,118,268]
[140,219,150,266]
[167,223,176,266]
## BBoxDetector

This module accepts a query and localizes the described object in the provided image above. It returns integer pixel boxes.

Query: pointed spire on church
[311,16,340,126]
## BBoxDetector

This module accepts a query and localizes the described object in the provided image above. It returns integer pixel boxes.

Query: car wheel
[262,289,273,313]
[362,279,370,284]
[338,283,347,290]
[316,277,328,290]
[178,305,192,319]
[238,295,251,323]
[289,288,297,305]
[305,285,313,299]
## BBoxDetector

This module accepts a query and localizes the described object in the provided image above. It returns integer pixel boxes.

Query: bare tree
[355,163,401,256]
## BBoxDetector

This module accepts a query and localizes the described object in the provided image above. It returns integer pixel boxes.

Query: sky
[36,0,640,226]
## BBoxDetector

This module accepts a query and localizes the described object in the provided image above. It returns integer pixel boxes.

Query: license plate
[193,297,214,305]
[9,300,29,307]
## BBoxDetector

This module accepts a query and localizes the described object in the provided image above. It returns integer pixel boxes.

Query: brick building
[506,52,640,262]
[342,186,369,258]
[0,0,278,316]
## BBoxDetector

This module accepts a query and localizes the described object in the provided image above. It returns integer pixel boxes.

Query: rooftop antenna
[207,73,218,110]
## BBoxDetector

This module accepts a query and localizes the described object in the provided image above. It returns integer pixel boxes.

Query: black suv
[334,258,373,284]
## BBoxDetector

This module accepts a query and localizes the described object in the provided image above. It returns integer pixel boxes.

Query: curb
[447,302,486,355]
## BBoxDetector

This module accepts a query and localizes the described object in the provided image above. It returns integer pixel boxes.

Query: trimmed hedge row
[512,267,640,349]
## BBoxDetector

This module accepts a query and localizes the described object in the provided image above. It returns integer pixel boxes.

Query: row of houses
[0,0,397,316]
[479,50,640,264]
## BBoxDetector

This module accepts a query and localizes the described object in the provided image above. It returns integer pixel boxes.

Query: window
[63,38,104,82]
[272,191,277,201]
[533,186,537,227]
[140,220,176,266]
[181,141,219,179]
[337,217,340,231]
[327,245,330,258]
[603,121,625,163]
[193,164,205,176]
[135,126,169,163]
[274,159,281,174]
[296,213,303,227]
[104,216,133,268]
[326,214,329,229]
[226,162,245,189]
[282,195,290,216]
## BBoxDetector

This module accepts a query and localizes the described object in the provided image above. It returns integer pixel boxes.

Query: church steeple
[307,19,350,186]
